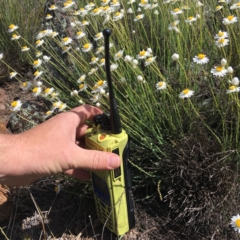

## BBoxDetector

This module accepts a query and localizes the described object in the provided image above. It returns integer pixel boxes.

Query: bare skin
[0,105,120,186]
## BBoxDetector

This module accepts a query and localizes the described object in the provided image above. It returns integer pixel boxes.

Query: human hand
[0,105,120,186]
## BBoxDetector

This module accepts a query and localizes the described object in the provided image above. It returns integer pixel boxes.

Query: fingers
[64,169,91,181]
[69,145,121,170]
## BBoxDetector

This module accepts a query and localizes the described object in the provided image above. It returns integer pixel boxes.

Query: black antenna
[103,29,122,134]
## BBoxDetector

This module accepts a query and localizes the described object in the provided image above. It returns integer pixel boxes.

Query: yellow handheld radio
[85,29,135,235]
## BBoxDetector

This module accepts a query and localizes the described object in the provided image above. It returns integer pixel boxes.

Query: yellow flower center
[11,101,18,107]
[80,8,84,11]
[82,21,88,24]
[237,3,240,6]
[97,80,104,86]
[218,31,224,37]
[96,33,101,37]
[34,71,39,76]
[9,24,15,29]
[103,6,109,11]
[227,15,234,21]
[91,57,96,61]
[33,60,39,65]
[46,111,52,115]
[63,37,69,42]
[216,66,223,72]
[229,86,236,91]
[136,15,142,19]
[218,38,225,44]
[93,8,100,13]
[198,54,205,59]
[47,14,51,17]
[147,58,152,62]
[22,82,27,87]
[171,21,177,26]
[115,12,121,16]
[12,34,17,38]
[50,5,56,9]
[45,88,50,93]
[141,0,147,4]
[139,50,146,56]
[33,87,39,93]
[22,46,28,49]
[77,31,83,36]
[174,8,180,12]
[158,82,164,87]
[112,0,118,4]
[100,58,105,63]
[188,16,193,21]
[216,6,221,10]
[79,84,85,89]
[235,219,240,227]
[83,43,90,49]
[36,40,41,45]
[183,89,189,95]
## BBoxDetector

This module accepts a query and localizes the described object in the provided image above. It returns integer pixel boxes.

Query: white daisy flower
[211,66,227,77]
[179,88,194,99]
[230,3,240,10]
[91,7,103,15]
[145,56,157,66]
[85,2,95,10]
[222,15,238,25]
[80,20,90,26]
[82,43,93,52]
[185,16,197,24]
[45,14,53,20]
[90,57,99,65]
[137,49,150,59]
[96,46,105,54]
[96,102,101,107]
[53,101,62,109]
[91,94,102,103]
[33,70,43,80]
[168,20,180,30]
[9,72,18,79]
[32,87,42,96]
[114,50,124,61]
[62,46,71,54]
[127,8,134,13]
[113,11,124,21]
[215,5,223,11]
[21,81,32,90]
[227,66,234,74]
[11,34,20,41]
[110,63,118,71]
[229,77,239,86]
[43,55,51,62]
[101,0,111,6]
[226,85,240,94]
[94,32,103,41]
[79,8,88,17]
[0,53,3,60]
[88,67,98,75]
[77,74,86,83]
[124,55,133,62]
[128,0,136,3]
[196,1,203,7]
[59,103,67,112]
[134,14,144,21]
[92,80,108,93]
[172,53,179,61]
[8,24,18,33]
[21,46,30,52]
[110,0,121,8]
[49,4,57,10]
[36,30,47,39]
[62,37,73,45]
[193,54,209,65]
[51,92,59,99]
[215,38,229,48]
[36,51,42,57]
[156,81,167,91]
[103,15,110,25]
[214,30,228,39]
[33,59,42,68]
[73,10,80,16]
[99,58,105,66]
[36,81,43,87]
[44,110,54,119]
[71,90,78,97]
[137,75,143,82]
[79,83,87,92]
[51,31,59,38]
[44,87,54,96]
[221,58,227,67]
[132,59,139,68]
[63,1,75,10]
[10,100,22,112]
[170,8,183,16]
[75,31,86,39]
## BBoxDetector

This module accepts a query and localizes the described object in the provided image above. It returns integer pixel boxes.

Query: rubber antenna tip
[103,29,111,37]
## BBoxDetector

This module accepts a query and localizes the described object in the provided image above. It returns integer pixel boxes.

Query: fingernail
[108,155,120,169]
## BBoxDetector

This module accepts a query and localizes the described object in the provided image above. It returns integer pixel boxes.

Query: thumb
[70,146,121,170]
